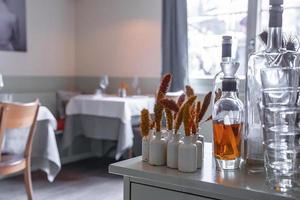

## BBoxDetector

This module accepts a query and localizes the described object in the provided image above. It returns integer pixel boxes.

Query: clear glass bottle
[213,79,244,170]
[213,35,244,170]
[245,0,300,164]
[246,0,300,191]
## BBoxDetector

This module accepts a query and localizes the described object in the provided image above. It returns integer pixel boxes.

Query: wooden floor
[0,157,123,200]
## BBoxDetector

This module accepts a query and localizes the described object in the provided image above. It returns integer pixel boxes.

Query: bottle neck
[222,57,231,62]
[221,91,238,98]
[266,27,282,52]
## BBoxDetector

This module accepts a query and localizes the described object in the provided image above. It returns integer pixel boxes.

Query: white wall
[0,0,161,77]
[75,0,162,78]
[0,0,76,76]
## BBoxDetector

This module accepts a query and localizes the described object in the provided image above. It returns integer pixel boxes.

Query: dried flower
[140,109,150,137]
[154,103,163,132]
[183,105,191,136]
[154,74,172,132]
[174,96,197,134]
[177,94,185,108]
[165,108,173,130]
[150,119,155,130]
[185,85,195,98]
[156,90,165,103]
[205,89,222,123]
[120,82,129,90]
[160,98,179,113]
[197,91,212,123]
[285,35,300,51]
[174,110,183,134]
[159,74,172,95]
[195,101,202,124]
[191,118,197,134]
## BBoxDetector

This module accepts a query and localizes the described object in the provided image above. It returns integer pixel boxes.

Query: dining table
[63,94,155,160]
[1,106,61,182]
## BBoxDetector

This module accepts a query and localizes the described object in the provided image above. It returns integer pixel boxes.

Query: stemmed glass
[97,75,109,95]
[131,76,141,95]
[0,74,4,89]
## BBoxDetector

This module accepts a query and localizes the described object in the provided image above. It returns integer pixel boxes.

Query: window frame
[187,0,260,84]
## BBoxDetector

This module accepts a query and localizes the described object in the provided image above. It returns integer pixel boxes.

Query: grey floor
[0,158,123,200]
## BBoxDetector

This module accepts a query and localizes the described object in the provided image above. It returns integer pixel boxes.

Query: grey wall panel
[75,76,159,95]
[1,76,76,93]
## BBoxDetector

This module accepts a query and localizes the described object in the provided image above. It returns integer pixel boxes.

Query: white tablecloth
[65,95,155,159]
[2,106,61,182]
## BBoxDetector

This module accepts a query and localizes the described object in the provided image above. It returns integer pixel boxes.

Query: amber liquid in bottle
[213,121,243,160]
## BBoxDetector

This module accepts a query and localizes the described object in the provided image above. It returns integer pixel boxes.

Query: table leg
[128,148,133,158]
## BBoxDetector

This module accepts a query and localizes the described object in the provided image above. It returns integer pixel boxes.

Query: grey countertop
[109,143,300,200]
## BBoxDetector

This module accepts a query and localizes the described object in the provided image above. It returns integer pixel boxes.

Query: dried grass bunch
[140,75,216,137]
[140,109,150,137]
[154,74,172,132]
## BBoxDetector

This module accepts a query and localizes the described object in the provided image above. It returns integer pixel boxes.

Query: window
[188,0,300,79]
[259,1,300,37]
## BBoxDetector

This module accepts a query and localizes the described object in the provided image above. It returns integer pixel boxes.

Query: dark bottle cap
[269,0,283,27]
[269,0,283,5]
[222,79,237,92]
[222,36,232,58]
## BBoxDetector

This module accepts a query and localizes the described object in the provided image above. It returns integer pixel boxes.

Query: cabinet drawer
[131,182,213,200]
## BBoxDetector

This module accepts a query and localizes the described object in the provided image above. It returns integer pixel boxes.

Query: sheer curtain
[161,0,188,92]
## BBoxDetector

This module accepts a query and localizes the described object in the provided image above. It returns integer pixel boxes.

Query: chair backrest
[0,100,39,160]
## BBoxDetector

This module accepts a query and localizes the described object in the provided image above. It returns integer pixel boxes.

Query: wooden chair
[0,101,39,200]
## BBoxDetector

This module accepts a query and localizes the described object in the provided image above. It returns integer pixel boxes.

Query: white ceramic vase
[178,135,197,173]
[142,136,150,162]
[149,129,155,140]
[149,131,167,166]
[192,134,203,169]
[162,129,172,142]
[197,133,204,144]
[167,132,182,169]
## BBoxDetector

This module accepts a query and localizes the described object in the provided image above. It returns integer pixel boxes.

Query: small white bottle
[149,131,167,166]
[198,134,204,164]
[178,135,197,172]
[167,131,182,169]
[192,134,203,169]
[162,129,172,142]
[142,135,150,162]
[149,129,155,140]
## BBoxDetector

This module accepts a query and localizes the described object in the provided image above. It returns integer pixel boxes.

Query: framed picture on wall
[0,0,27,52]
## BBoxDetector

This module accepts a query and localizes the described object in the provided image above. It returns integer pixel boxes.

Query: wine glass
[131,76,141,95]
[0,74,4,89]
[99,75,109,94]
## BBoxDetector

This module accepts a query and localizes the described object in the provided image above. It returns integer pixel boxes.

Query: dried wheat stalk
[204,89,222,123]
[197,91,212,123]
[177,94,185,108]
[165,108,173,130]
[174,96,197,134]
[160,98,179,113]
[158,73,172,95]
[140,109,150,137]
[154,74,172,132]
[185,85,195,97]
[183,105,191,136]
[154,103,163,132]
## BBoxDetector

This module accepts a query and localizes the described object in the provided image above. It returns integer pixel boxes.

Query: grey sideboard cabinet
[109,143,299,200]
